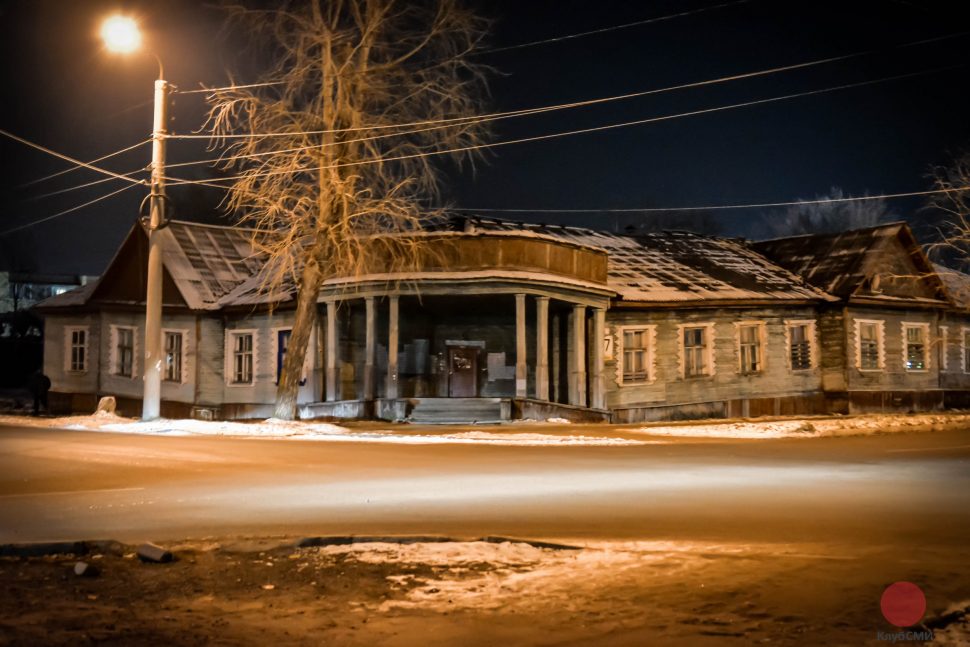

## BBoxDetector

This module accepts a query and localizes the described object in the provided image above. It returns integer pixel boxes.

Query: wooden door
[448,347,478,397]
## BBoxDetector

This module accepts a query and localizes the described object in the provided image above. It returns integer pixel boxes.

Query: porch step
[408,398,507,424]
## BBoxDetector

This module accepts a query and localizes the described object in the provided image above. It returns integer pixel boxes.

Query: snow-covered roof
[934,263,970,311]
[451,217,832,303]
[750,222,949,305]
[36,220,262,311]
[157,220,261,309]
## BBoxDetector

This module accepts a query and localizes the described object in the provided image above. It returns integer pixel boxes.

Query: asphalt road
[0,423,968,549]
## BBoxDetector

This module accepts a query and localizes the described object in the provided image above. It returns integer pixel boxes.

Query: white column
[535,296,550,401]
[591,307,606,409]
[515,293,527,398]
[387,296,399,399]
[325,301,338,402]
[569,304,587,407]
[364,296,376,400]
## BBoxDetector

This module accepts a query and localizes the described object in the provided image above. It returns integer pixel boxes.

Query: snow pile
[0,414,641,445]
[632,413,970,439]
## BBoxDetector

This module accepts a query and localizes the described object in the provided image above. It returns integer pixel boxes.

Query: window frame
[963,327,970,374]
[853,318,885,372]
[677,322,716,379]
[940,325,949,372]
[162,328,188,384]
[735,321,767,375]
[226,329,258,386]
[271,327,309,387]
[901,322,931,373]
[616,325,656,386]
[64,325,89,373]
[784,319,817,372]
[110,324,137,379]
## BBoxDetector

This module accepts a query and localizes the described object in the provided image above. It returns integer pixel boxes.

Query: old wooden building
[36,217,970,422]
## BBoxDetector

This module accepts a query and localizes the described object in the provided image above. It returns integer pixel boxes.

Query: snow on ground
[630,413,970,438]
[1,411,968,443]
[0,413,641,446]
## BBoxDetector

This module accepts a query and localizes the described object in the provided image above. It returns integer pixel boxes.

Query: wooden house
[36,217,970,422]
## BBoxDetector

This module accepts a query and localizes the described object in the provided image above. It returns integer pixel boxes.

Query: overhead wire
[18,138,150,187]
[163,63,967,188]
[171,0,751,98]
[0,184,139,237]
[1,129,147,187]
[450,186,970,214]
[162,27,970,151]
[26,167,150,202]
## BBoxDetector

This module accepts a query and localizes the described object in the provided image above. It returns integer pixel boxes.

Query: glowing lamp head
[101,15,141,53]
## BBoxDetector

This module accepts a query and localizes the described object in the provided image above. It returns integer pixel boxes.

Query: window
[788,322,813,370]
[965,329,970,373]
[621,328,651,383]
[855,319,884,371]
[940,326,949,372]
[164,332,183,383]
[115,327,134,377]
[902,323,929,371]
[737,323,764,374]
[681,324,714,378]
[231,332,254,384]
[66,327,87,372]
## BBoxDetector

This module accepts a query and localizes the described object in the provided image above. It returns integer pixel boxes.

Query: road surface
[1,422,969,645]
[0,422,967,546]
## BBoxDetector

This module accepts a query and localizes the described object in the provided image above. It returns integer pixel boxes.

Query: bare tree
[759,187,892,239]
[205,0,491,419]
[926,151,970,271]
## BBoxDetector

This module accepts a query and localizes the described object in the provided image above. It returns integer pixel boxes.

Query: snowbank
[631,413,970,439]
[0,414,641,446]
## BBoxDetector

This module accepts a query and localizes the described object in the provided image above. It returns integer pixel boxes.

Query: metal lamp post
[102,16,168,420]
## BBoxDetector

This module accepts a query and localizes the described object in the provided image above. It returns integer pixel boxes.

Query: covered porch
[302,287,612,423]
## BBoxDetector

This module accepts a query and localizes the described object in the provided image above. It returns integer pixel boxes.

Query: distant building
[34,218,970,422]
[0,272,97,316]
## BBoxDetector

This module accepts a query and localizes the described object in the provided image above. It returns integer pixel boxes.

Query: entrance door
[448,347,478,397]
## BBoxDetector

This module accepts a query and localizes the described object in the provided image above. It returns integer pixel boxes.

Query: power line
[1,130,147,187]
[451,186,970,214]
[172,0,750,98]
[480,0,750,55]
[26,167,150,202]
[19,138,150,187]
[165,63,965,188]
[0,184,139,237]
[165,28,970,144]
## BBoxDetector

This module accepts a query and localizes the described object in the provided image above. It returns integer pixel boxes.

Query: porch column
[387,295,399,399]
[325,301,339,402]
[535,296,550,401]
[364,296,376,400]
[515,293,527,398]
[569,304,587,407]
[590,307,606,410]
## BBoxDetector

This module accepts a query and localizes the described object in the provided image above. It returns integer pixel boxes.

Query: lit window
[232,333,254,384]
[737,324,763,374]
[903,324,927,371]
[858,322,881,370]
[115,327,134,377]
[68,328,87,372]
[683,326,711,377]
[622,329,650,383]
[164,332,183,383]
[788,323,812,370]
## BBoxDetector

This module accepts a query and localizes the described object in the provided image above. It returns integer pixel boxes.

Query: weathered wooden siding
[604,306,822,419]
[45,314,101,396]
[220,312,319,410]
[843,306,940,393]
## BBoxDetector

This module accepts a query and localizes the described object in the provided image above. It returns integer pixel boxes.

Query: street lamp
[101,15,169,420]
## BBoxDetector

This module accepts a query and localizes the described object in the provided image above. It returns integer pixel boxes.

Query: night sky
[2,0,969,276]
